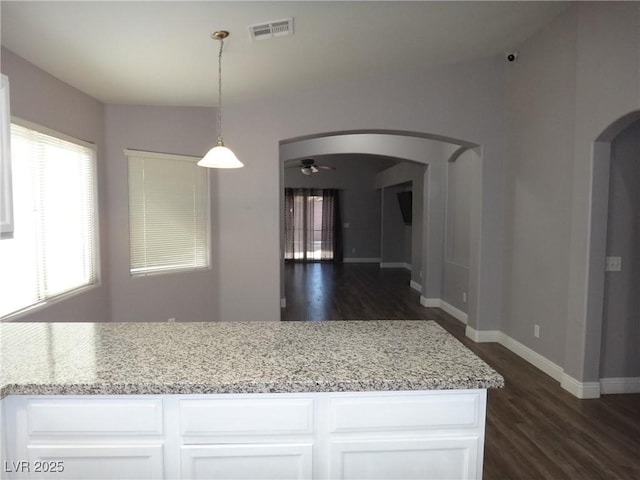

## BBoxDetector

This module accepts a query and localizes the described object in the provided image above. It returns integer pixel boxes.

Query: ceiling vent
[249,18,293,41]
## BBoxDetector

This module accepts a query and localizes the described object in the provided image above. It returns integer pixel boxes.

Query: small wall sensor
[506,52,519,62]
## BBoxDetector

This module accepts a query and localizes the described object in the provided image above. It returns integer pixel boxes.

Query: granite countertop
[0,320,503,398]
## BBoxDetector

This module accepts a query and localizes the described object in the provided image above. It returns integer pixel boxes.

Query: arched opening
[583,110,640,395]
[278,130,480,324]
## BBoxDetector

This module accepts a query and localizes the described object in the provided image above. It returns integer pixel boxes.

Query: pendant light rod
[212,30,228,145]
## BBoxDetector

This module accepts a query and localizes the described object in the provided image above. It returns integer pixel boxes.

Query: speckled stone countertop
[0,321,503,398]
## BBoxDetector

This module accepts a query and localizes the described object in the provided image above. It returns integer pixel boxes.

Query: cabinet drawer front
[181,444,312,480]
[329,437,479,480]
[330,392,483,433]
[26,399,163,436]
[26,444,164,480]
[180,398,314,436]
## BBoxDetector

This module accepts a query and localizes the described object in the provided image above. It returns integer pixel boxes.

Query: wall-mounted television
[397,191,412,226]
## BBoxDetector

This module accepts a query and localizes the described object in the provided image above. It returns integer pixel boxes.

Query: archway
[581,110,640,396]
[278,130,481,325]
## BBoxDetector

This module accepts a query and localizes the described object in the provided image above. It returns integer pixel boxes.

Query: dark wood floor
[282,262,431,321]
[282,262,640,479]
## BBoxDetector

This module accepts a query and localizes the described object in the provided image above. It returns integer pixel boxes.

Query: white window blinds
[127,150,210,276]
[0,121,98,319]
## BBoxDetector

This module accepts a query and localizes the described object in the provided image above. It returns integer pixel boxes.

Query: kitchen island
[1,321,503,479]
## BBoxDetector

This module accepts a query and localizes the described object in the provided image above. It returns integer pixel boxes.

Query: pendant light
[198,31,244,169]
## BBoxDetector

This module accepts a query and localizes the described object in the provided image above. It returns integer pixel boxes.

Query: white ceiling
[1,1,570,107]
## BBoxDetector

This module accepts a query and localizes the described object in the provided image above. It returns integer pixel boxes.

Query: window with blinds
[126,150,210,276]
[0,121,98,319]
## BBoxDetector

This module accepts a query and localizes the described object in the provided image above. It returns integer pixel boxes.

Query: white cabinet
[26,444,164,480]
[1,397,166,480]
[181,444,313,480]
[328,392,483,433]
[179,398,314,437]
[326,391,485,480]
[179,397,315,480]
[329,437,480,480]
[1,390,487,480]
[23,399,164,436]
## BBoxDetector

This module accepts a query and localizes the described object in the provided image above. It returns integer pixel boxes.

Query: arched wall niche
[442,145,480,322]
[279,130,483,327]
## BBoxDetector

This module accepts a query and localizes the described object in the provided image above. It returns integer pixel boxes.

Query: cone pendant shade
[198,142,243,168]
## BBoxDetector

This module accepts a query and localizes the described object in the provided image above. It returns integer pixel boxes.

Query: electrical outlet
[605,256,622,272]
[167,317,176,323]
[462,292,467,304]
[343,222,350,228]
[351,248,356,254]
[534,324,540,338]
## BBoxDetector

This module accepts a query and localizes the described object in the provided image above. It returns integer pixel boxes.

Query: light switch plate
[605,256,622,272]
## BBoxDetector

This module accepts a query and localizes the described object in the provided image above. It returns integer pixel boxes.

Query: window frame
[1,118,100,321]
[126,149,211,277]
[1,75,13,239]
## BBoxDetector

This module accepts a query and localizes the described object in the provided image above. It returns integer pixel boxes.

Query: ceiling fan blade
[316,165,336,170]
[310,165,319,173]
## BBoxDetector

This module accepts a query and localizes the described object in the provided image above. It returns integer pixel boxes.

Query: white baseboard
[465,325,501,343]
[600,377,640,394]
[439,300,468,325]
[501,334,564,382]
[420,296,440,308]
[419,297,468,325]
[380,262,411,270]
[464,325,602,398]
[561,374,601,399]
[410,280,422,293]
[343,257,380,263]
[423,296,636,400]
[465,325,564,382]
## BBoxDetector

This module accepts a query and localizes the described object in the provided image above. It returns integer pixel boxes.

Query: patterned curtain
[284,188,342,263]
[321,189,343,263]
[284,188,295,260]
[284,188,314,261]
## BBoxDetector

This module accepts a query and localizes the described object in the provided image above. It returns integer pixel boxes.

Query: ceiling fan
[286,158,336,175]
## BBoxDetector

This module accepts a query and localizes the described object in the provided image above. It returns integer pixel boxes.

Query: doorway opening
[278,130,482,324]
[581,111,640,395]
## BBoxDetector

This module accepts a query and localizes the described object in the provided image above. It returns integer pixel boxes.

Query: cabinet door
[329,437,480,480]
[181,443,312,480]
[26,444,164,480]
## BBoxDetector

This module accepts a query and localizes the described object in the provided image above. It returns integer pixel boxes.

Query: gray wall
[5,42,507,327]
[381,184,409,265]
[283,154,388,261]
[442,147,473,313]
[566,2,640,383]
[375,161,427,288]
[274,61,506,331]
[503,3,640,383]
[601,121,640,378]
[104,104,221,323]
[1,47,110,322]
[502,7,577,366]
[2,3,637,390]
